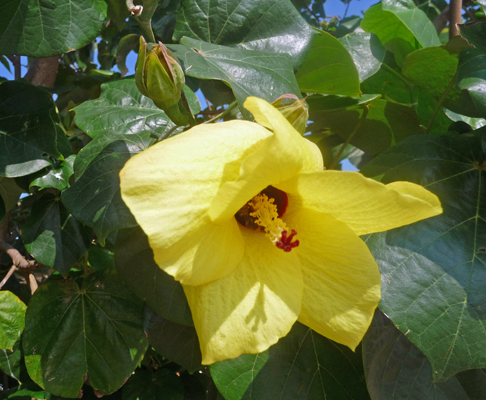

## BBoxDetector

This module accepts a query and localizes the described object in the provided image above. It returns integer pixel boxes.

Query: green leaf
[457,48,486,118]
[0,291,26,350]
[61,130,157,244]
[29,155,75,191]
[183,85,201,115]
[402,46,483,118]
[122,368,184,400]
[22,192,91,276]
[152,0,181,43]
[361,66,414,106]
[143,307,202,374]
[444,109,486,130]
[361,1,440,49]
[339,32,386,82]
[105,0,130,30]
[402,47,458,98]
[0,0,107,57]
[173,0,314,69]
[0,339,21,381]
[88,245,115,271]
[0,178,22,212]
[23,269,148,397]
[295,30,360,96]
[210,322,370,400]
[415,90,452,135]
[0,81,61,177]
[306,94,381,113]
[361,130,486,380]
[169,38,301,119]
[62,83,173,244]
[115,227,193,327]
[0,194,5,223]
[308,98,423,156]
[364,310,486,400]
[115,34,140,77]
[74,78,173,140]
[459,22,486,51]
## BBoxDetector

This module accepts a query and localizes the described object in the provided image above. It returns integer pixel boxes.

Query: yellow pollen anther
[249,193,287,243]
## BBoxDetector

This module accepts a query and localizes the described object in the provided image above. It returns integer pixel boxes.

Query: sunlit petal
[208,97,322,224]
[284,207,381,349]
[120,121,274,285]
[184,228,303,364]
[277,171,442,236]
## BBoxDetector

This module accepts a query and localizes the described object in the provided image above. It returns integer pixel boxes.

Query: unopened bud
[135,36,185,111]
[272,94,309,134]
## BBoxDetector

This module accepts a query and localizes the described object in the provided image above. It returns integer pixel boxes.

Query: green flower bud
[272,94,309,135]
[135,36,185,111]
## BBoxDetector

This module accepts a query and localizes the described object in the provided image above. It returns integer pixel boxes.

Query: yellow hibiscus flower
[119,97,442,365]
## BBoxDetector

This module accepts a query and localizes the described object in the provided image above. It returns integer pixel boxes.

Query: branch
[24,56,60,87]
[0,241,40,294]
[449,0,463,39]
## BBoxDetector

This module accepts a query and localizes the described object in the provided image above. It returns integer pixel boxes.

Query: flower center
[234,186,299,252]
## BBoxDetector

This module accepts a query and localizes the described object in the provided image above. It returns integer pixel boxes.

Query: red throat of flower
[234,186,300,252]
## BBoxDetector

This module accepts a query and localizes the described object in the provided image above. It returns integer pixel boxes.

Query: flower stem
[425,73,456,134]
[203,101,238,123]
[126,0,158,43]
[328,105,369,170]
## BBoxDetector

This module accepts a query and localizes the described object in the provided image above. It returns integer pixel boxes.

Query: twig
[328,106,369,170]
[0,265,16,289]
[425,74,457,133]
[203,101,238,124]
[343,1,350,20]
[449,0,463,39]
[306,4,322,22]
[0,241,40,293]
[13,56,20,80]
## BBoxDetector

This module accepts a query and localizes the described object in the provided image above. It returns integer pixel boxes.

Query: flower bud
[135,36,185,111]
[271,94,309,135]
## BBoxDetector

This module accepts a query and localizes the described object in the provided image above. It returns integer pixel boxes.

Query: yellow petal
[284,207,381,349]
[277,171,442,236]
[120,120,274,286]
[209,97,323,224]
[183,228,303,364]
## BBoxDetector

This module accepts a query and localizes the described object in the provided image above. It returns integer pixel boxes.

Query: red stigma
[275,230,299,252]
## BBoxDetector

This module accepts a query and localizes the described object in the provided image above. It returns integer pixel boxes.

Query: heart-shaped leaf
[73,78,173,140]
[339,32,385,82]
[0,291,26,350]
[0,81,61,177]
[362,130,486,380]
[173,0,313,69]
[22,192,91,276]
[23,269,148,397]
[361,1,440,49]
[169,38,301,118]
[457,48,486,119]
[115,227,193,327]
[364,310,486,400]
[296,30,360,96]
[308,98,423,156]
[210,322,370,400]
[0,0,107,57]
[122,368,184,400]
[143,307,201,373]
